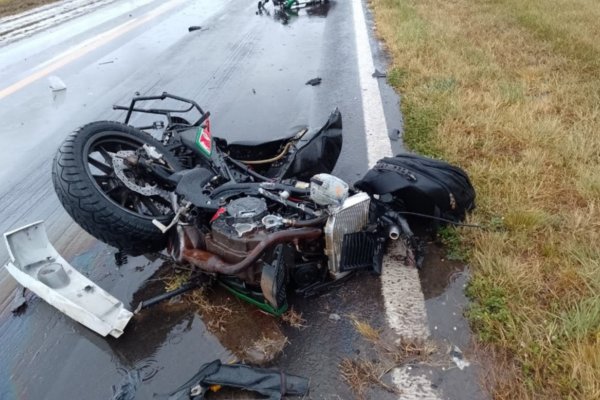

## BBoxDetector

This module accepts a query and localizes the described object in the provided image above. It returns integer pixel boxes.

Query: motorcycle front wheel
[52,121,182,255]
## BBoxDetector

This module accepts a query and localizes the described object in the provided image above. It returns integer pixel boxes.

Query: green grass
[370,0,600,398]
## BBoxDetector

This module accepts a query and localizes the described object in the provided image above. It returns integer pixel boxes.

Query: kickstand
[296,271,355,298]
[136,275,206,312]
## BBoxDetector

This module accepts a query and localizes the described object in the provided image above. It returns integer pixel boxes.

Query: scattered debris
[281,307,306,329]
[341,317,438,398]
[11,285,28,315]
[187,289,233,332]
[111,369,141,400]
[339,358,399,400]
[389,128,400,141]
[450,345,470,370]
[114,251,128,266]
[163,359,309,400]
[48,76,66,91]
[351,316,380,342]
[305,77,322,86]
[372,69,387,78]
[242,334,288,365]
[328,313,341,321]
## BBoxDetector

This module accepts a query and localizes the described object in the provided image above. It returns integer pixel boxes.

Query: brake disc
[112,150,170,198]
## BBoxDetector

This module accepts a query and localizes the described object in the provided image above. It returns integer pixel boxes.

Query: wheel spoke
[119,189,130,207]
[88,156,113,175]
[97,146,113,164]
[132,196,144,215]
[105,184,123,196]
[92,174,113,183]
[140,196,162,216]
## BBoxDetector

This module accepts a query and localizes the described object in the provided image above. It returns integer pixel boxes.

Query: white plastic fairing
[4,221,133,338]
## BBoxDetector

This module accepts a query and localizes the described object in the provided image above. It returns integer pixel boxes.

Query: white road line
[0,0,183,100]
[351,0,440,398]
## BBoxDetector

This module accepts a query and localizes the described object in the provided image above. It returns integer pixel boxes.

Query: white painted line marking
[0,0,183,100]
[351,0,440,398]
[351,0,391,168]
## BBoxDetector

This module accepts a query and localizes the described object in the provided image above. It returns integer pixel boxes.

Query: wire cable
[395,211,486,229]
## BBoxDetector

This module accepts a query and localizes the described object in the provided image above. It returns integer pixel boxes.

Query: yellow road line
[0,0,183,100]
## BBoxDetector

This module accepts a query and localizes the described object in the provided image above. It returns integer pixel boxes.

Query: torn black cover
[164,360,309,400]
[281,108,342,181]
[355,153,476,222]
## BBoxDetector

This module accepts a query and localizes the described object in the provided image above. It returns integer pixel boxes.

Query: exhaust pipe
[388,225,400,240]
[181,227,322,275]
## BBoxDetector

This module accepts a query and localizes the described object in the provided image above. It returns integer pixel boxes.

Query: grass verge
[369,0,600,398]
[0,0,59,18]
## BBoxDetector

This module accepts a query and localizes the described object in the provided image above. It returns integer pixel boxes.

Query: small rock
[305,77,322,86]
[372,69,387,78]
[328,313,341,321]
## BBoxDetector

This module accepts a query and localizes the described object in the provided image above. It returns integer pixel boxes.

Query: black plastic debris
[389,128,401,141]
[115,250,128,266]
[11,285,28,315]
[305,77,322,86]
[372,69,387,78]
[162,360,309,400]
[111,370,141,400]
[188,26,203,32]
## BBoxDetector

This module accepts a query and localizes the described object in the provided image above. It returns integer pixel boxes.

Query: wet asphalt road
[0,1,482,399]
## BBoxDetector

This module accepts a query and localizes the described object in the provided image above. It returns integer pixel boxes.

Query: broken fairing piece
[371,69,387,78]
[450,345,471,370]
[48,76,66,91]
[3,221,133,338]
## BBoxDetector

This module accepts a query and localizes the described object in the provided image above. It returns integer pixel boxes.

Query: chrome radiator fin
[323,192,371,277]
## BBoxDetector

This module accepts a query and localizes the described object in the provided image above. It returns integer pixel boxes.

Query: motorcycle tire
[52,121,182,256]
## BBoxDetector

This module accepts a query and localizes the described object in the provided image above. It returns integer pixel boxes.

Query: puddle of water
[0,244,231,400]
[418,241,489,399]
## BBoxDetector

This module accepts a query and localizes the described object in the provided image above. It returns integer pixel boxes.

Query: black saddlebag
[355,153,476,222]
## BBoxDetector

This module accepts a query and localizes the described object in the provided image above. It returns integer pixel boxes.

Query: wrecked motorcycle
[51,92,396,316]
[4,92,474,337]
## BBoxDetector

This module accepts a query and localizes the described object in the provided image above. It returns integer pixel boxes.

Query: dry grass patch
[370,0,600,398]
[339,358,399,400]
[0,0,59,17]
[281,307,307,329]
[341,317,436,398]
